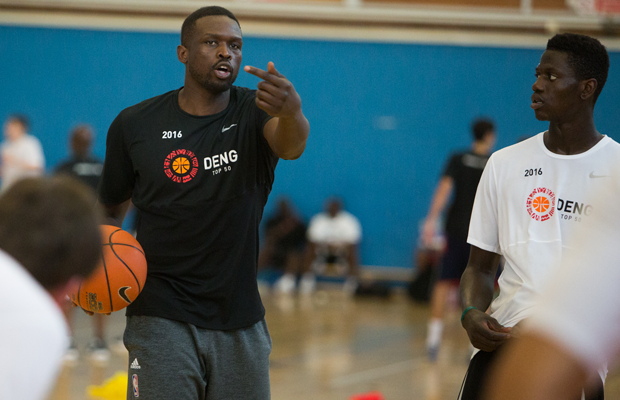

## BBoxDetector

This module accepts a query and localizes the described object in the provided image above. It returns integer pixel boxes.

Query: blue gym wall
[1,25,619,268]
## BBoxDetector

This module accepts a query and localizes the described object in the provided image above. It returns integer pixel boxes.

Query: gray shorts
[124,316,272,400]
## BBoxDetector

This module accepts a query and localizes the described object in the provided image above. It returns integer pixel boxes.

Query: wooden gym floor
[49,284,620,400]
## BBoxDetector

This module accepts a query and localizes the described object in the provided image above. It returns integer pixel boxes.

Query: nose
[532,76,543,92]
[218,43,231,60]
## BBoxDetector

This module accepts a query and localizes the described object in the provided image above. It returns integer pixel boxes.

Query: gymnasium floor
[49,284,620,400]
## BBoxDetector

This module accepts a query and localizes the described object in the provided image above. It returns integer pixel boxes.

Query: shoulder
[24,134,42,145]
[117,89,178,121]
[232,86,256,101]
[230,86,259,111]
[447,150,468,162]
[54,159,73,170]
[309,212,328,225]
[338,210,360,224]
[489,133,542,164]
[0,250,66,326]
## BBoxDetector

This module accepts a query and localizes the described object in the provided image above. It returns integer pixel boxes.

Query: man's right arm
[460,246,510,351]
[97,199,132,228]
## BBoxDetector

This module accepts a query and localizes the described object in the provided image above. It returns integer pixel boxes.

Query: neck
[472,141,491,155]
[178,79,231,116]
[543,116,601,155]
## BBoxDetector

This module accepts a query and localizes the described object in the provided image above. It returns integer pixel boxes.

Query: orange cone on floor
[349,391,385,400]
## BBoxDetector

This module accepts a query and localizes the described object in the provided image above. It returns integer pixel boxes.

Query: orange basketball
[70,225,147,314]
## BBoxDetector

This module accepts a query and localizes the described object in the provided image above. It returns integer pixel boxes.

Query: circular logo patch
[164,149,198,183]
[526,187,556,221]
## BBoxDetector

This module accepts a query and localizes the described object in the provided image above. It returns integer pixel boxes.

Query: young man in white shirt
[484,173,620,400]
[458,32,614,400]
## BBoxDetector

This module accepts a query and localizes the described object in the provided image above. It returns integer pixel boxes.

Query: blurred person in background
[55,124,109,362]
[276,197,361,294]
[459,33,611,400]
[0,176,101,400]
[422,118,496,361]
[55,124,103,190]
[0,114,45,192]
[258,197,307,280]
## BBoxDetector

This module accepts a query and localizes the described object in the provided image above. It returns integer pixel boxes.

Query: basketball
[70,225,147,314]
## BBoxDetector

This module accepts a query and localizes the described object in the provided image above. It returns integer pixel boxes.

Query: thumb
[487,317,508,332]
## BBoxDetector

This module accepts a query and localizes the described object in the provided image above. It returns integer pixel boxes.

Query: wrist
[461,306,478,323]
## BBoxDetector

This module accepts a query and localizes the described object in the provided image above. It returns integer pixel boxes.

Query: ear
[580,78,598,101]
[48,276,82,307]
[177,45,188,64]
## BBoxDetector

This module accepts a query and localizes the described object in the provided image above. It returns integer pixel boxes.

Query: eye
[231,43,241,50]
[548,74,557,81]
[534,73,540,78]
[206,40,217,46]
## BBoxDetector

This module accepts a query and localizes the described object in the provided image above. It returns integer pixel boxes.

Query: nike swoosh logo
[118,286,132,303]
[589,172,609,179]
[222,124,237,132]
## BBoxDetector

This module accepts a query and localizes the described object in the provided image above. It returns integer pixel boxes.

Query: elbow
[276,140,307,160]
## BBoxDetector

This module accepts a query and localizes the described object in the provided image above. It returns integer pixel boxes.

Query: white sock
[426,318,444,348]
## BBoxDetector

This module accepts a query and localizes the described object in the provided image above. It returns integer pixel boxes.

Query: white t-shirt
[0,249,69,400]
[0,134,45,192]
[527,155,620,372]
[307,210,362,245]
[469,132,620,328]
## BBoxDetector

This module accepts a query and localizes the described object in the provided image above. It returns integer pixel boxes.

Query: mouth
[213,63,232,79]
[531,95,544,110]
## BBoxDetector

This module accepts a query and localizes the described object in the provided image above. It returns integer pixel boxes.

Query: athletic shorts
[437,236,470,281]
[458,346,604,400]
[124,316,272,400]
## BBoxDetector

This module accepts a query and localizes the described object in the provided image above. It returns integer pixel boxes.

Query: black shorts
[458,346,605,400]
[437,236,470,281]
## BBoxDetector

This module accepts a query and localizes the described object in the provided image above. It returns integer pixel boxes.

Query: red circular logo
[526,187,556,221]
[163,149,198,183]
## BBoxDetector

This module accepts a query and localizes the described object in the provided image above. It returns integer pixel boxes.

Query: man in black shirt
[421,118,495,361]
[55,125,103,192]
[55,125,110,362]
[96,6,309,400]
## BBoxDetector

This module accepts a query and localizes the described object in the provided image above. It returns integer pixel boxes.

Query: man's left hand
[244,62,302,119]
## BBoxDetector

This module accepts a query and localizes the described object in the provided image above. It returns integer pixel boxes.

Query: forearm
[426,179,452,220]
[270,112,309,160]
[460,264,496,311]
[97,199,131,228]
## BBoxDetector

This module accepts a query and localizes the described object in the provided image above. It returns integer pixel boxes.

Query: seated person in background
[55,124,109,362]
[1,114,45,193]
[276,197,361,294]
[258,197,307,274]
[0,176,102,400]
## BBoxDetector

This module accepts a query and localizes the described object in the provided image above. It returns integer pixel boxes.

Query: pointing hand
[244,62,302,119]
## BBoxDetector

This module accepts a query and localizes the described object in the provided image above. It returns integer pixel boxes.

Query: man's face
[184,15,243,94]
[531,50,583,122]
[326,200,341,218]
[3,120,24,141]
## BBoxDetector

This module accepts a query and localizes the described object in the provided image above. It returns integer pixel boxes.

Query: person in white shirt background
[275,197,362,294]
[0,114,45,192]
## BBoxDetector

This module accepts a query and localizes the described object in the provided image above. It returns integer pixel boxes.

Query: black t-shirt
[98,86,277,330]
[443,151,489,241]
[55,156,103,191]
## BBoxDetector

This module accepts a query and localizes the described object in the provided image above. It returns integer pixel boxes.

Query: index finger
[244,65,282,86]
